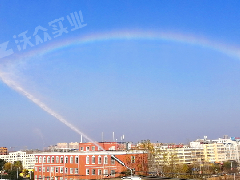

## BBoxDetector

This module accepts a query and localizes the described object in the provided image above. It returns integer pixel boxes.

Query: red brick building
[34,150,147,180]
[79,142,128,151]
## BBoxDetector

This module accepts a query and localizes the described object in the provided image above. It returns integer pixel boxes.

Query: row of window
[35,167,115,176]
[86,156,115,165]
[80,146,97,151]
[35,176,68,180]
[86,169,115,176]
[36,156,79,164]
[35,167,78,174]
[36,155,136,165]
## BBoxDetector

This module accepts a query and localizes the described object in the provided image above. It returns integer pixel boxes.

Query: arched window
[51,156,54,163]
[65,156,68,163]
[86,156,89,164]
[47,156,50,163]
[56,156,59,163]
[98,156,101,164]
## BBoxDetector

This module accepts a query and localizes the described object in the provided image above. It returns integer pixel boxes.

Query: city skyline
[1,1,240,150]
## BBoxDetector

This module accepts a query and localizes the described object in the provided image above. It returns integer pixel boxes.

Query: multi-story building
[79,142,131,152]
[155,144,194,165]
[190,136,240,163]
[0,147,7,155]
[34,150,147,180]
[0,151,36,169]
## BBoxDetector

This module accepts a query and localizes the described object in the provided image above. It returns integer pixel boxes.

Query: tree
[4,161,23,180]
[22,169,29,178]
[4,162,12,172]
[223,160,238,173]
[137,140,157,174]
[0,159,6,171]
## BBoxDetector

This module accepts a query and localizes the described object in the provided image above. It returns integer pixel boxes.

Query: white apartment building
[190,136,240,163]
[0,151,36,169]
[154,144,194,164]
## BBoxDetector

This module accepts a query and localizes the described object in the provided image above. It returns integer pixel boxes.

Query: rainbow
[3,30,240,63]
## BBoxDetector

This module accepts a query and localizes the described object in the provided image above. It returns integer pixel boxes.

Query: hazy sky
[1,1,240,150]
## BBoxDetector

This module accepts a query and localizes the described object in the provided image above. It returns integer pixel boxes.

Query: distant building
[190,135,240,163]
[0,147,7,155]
[0,151,36,169]
[48,142,80,152]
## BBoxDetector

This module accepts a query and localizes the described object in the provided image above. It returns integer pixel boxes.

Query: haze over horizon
[1,1,240,150]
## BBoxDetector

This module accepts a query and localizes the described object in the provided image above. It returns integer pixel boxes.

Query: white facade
[0,151,36,169]
[190,136,240,163]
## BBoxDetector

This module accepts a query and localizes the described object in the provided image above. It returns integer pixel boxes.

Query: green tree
[0,159,6,171]
[4,161,23,180]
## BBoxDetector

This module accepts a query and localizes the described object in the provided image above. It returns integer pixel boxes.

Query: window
[86,156,89,164]
[47,167,49,172]
[60,156,63,163]
[98,156,102,164]
[60,167,63,173]
[75,168,78,174]
[70,156,73,163]
[39,167,41,172]
[80,147,84,151]
[92,146,95,151]
[56,156,59,163]
[35,175,37,179]
[43,156,46,163]
[39,156,42,163]
[86,146,90,151]
[104,156,108,164]
[51,167,54,173]
[65,168,68,174]
[86,169,89,175]
[35,167,37,171]
[51,156,54,163]
[75,156,79,163]
[36,157,38,163]
[131,156,135,163]
[43,167,45,172]
[60,177,63,180]
[92,156,95,164]
[92,169,95,175]
[98,169,102,175]
[65,156,68,163]
[56,167,59,173]
[70,168,73,174]
[104,169,108,176]
[47,156,50,163]
[111,170,115,176]
[111,157,115,164]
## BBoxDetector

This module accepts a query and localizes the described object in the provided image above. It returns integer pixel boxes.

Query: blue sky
[1,1,240,150]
